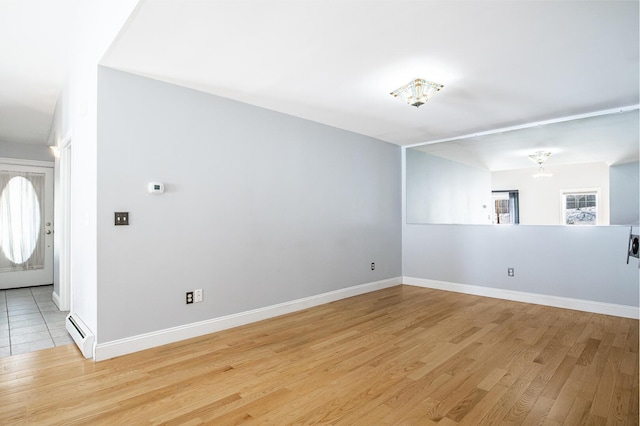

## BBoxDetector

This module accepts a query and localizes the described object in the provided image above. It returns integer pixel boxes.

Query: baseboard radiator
[66,314,95,359]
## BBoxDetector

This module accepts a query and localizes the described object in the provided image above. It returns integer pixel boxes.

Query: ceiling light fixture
[529,151,553,178]
[390,78,443,108]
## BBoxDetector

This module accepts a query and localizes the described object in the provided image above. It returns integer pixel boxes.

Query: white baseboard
[404,276,639,320]
[94,276,402,361]
[52,291,61,310]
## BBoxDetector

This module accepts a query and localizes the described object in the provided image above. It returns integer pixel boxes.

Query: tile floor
[0,285,73,357]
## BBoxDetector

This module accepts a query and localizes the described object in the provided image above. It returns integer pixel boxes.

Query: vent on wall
[66,314,95,359]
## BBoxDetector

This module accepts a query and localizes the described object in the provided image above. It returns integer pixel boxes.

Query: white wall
[491,162,610,225]
[406,149,492,224]
[96,67,402,343]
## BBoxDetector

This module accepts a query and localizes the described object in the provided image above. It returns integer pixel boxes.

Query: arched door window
[0,173,45,271]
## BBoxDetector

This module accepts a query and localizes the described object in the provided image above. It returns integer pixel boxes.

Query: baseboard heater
[66,314,95,359]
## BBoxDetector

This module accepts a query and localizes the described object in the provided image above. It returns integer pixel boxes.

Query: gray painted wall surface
[610,161,639,226]
[403,223,639,307]
[406,149,491,224]
[0,141,54,161]
[97,67,401,342]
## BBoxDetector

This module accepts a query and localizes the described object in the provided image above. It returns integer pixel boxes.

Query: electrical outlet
[507,268,514,277]
[186,291,194,304]
[194,289,203,303]
[371,262,375,271]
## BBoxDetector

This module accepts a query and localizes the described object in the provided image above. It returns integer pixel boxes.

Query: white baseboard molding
[52,291,62,310]
[52,289,69,311]
[404,276,639,320]
[94,276,402,361]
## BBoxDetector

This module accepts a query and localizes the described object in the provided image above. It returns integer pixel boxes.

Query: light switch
[115,212,129,226]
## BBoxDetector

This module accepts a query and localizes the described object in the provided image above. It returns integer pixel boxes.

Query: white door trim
[56,134,72,311]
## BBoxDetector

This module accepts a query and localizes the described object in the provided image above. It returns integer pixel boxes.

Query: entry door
[0,164,54,289]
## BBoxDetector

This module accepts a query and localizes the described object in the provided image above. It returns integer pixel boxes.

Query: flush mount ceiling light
[529,151,553,178]
[390,78,444,108]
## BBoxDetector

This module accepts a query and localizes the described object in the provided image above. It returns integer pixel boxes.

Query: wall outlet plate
[186,291,194,304]
[627,230,639,264]
[507,268,515,277]
[194,289,203,303]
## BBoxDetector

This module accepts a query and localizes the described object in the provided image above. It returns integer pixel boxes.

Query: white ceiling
[0,0,74,145]
[1,0,639,167]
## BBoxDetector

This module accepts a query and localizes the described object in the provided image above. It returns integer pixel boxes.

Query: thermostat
[147,182,165,194]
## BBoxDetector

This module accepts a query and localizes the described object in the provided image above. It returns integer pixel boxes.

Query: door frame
[56,135,72,311]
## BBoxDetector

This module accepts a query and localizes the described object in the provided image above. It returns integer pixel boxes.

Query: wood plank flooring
[0,285,637,425]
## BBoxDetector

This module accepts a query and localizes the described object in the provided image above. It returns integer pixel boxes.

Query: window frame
[560,188,600,226]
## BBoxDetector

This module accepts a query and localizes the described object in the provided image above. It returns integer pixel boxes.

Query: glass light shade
[390,79,444,107]
[528,151,551,165]
[529,151,553,178]
[533,166,553,178]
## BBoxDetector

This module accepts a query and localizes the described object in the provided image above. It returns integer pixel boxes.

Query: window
[492,190,519,224]
[562,190,598,225]
[0,173,44,270]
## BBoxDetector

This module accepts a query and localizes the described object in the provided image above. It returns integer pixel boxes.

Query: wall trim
[404,276,639,319]
[0,157,54,168]
[52,291,62,310]
[94,276,402,361]
[405,104,640,148]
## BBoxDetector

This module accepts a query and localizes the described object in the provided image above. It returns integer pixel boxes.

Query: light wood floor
[0,285,637,425]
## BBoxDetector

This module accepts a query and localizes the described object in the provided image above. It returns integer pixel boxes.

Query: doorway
[0,163,54,289]
[491,190,520,225]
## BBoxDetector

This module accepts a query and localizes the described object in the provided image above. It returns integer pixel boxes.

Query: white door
[0,164,54,289]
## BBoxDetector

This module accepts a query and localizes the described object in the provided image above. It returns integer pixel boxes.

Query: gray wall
[97,67,401,342]
[610,161,639,226]
[406,149,491,224]
[0,141,54,162]
[403,224,638,307]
